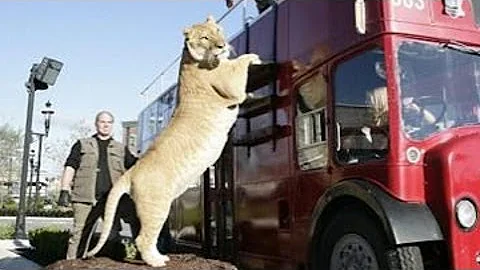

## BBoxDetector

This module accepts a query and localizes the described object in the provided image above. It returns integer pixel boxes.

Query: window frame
[331,45,389,166]
[294,72,329,171]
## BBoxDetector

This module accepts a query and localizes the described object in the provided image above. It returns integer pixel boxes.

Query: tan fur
[86,16,260,267]
[298,73,327,110]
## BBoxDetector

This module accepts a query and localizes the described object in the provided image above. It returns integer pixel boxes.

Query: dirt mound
[45,254,237,270]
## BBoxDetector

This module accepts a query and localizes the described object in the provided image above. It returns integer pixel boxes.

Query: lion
[85,16,261,267]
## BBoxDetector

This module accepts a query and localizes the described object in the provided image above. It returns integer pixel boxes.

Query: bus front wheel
[311,208,424,270]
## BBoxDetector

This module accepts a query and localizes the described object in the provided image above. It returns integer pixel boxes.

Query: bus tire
[312,208,390,270]
[386,246,424,270]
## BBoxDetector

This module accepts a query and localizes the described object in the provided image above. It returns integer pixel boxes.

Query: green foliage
[89,234,139,261]
[124,239,138,260]
[1,195,17,210]
[0,124,23,184]
[27,226,136,265]
[4,224,138,266]
[28,226,69,266]
[27,197,45,212]
[0,224,15,239]
[0,208,17,216]
[0,207,73,217]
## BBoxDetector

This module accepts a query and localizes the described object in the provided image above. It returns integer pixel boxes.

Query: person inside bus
[341,84,434,162]
[363,86,437,144]
[357,86,437,156]
[402,96,437,135]
[57,110,140,259]
[397,62,438,136]
[337,86,388,163]
[359,86,389,157]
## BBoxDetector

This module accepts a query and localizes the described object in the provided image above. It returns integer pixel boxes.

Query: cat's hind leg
[135,199,170,267]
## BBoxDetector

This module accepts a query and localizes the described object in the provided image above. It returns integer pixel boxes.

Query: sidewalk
[0,239,42,270]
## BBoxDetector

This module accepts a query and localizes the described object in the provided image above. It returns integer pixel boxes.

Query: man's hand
[58,190,71,207]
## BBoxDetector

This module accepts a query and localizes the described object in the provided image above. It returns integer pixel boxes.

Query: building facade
[121,120,138,155]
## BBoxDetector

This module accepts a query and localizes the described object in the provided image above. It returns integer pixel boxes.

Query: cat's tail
[85,170,132,258]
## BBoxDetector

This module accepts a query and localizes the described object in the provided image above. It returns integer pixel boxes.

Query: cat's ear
[206,15,215,23]
[183,27,192,39]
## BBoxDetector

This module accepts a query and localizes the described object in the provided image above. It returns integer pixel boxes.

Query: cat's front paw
[240,53,262,65]
[248,54,262,65]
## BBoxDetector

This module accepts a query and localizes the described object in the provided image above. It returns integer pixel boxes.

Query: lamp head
[41,101,55,137]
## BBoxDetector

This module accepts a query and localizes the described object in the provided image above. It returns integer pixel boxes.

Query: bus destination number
[392,0,425,10]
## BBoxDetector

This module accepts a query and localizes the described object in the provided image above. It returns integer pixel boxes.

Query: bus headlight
[455,199,477,230]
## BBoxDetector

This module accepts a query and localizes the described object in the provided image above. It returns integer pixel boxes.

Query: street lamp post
[31,136,42,209]
[15,57,63,239]
[7,157,13,195]
[27,150,35,210]
[33,101,55,209]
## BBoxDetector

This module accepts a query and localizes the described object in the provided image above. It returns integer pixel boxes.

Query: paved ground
[0,239,42,270]
[0,216,73,232]
[0,217,136,270]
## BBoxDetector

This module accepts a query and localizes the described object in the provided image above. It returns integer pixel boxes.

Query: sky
[0,1,258,174]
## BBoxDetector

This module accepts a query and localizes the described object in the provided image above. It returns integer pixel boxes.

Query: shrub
[0,208,73,217]
[28,226,69,266]
[0,224,15,239]
[93,234,134,261]
[27,226,135,265]
[123,238,138,260]
[2,196,17,210]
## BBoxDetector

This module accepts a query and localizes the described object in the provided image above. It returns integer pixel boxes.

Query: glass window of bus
[140,110,149,143]
[140,102,158,148]
[157,87,177,132]
[156,98,167,132]
[137,110,149,154]
[296,72,328,170]
[149,101,159,138]
[333,48,389,164]
[396,40,480,140]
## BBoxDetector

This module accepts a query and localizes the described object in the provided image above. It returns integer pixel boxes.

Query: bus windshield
[396,40,480,140]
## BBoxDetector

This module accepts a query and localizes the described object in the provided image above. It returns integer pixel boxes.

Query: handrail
[139,54,181,96]
[139,0,250,97]
[218,0,249,24]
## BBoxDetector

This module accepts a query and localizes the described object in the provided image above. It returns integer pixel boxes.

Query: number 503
[392,0,425,10]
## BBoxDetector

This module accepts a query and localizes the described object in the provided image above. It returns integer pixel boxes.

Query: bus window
[295,73,327,170]
[334,48,389,164]
[397,40,480,140]
[138,103,158,152]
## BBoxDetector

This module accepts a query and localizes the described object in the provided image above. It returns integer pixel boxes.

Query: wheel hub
[330,233,379,270]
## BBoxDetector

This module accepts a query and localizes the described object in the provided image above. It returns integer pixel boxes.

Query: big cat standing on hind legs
[86,16,261,267]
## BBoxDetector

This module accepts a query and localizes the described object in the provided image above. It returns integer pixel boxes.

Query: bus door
[293,69,331,261]
[203,137,236,262]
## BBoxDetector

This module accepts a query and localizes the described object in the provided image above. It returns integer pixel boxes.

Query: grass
[0,224,15,239]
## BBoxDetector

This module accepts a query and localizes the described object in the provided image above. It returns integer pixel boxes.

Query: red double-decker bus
[138,0,480,269]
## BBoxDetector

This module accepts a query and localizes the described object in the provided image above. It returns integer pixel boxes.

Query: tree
[0,124,23,205]
[43,119,94,175]
[0,124,23,184]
